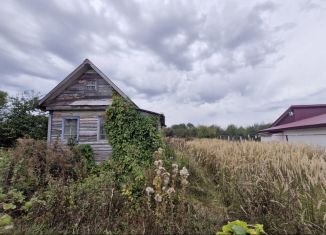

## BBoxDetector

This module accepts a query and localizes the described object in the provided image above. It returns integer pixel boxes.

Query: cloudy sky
[0,0,326,127]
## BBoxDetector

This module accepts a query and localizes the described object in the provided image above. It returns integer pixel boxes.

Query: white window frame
[86,80,97,91]
[62,116,80,143]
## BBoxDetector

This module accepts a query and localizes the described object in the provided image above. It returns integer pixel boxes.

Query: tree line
[0,90,47,147]
[0,88,271,147]
[163,123,271,140]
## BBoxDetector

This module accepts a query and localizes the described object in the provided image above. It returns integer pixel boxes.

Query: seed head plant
[169,138,326,235]
[145,148,191,234]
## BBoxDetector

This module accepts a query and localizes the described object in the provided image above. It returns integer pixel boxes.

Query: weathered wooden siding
[48,69,113,107]
[41,60,165,164]
[50,110,111,162]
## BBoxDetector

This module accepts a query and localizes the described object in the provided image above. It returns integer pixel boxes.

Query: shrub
[0,187,45,233]
[0,91,47,148]
[75,144,96,171]
[105,94,162,164]
[139,148,219,234]
[22,172,119,234]
[143,149,192,234]
[0,214,13,233]
[0,150,11,189]
[105,94,162,197]
[2,139,88,195]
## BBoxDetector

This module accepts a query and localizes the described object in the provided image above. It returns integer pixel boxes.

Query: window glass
[64,118,78,142]
[99,116,107,140]
[86,80,97,91]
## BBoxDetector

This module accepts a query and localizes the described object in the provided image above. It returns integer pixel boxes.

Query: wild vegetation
[0,95,216,234]
[169,138,326,234]
[0,91,325,234]
[0,90,47,147]
[164,123,270,139]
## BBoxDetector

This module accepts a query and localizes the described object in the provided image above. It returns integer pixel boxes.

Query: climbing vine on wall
[105,93,163,196]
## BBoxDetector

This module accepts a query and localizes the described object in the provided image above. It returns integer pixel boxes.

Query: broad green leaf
[254,224,265,234]
[231,225,247,235]
[22,201,33,211]
[3,203,16,210]
[0,193,6,202]
[0,214,13,227]
[230,220,248,228]
[247,228,257,235]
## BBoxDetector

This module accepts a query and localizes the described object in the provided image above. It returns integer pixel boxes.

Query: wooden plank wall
[50,110,112,162]
[49,69,113,106]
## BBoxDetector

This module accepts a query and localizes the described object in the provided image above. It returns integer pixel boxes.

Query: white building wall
[261,127,326,148]
[261,133,285,142]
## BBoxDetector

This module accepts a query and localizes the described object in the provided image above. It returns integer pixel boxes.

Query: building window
[62,117,79,144]
[86,80,97,91]
[98,116,107,140]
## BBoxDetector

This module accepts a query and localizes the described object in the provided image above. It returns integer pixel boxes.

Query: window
[98,116,107,140]
[86,80,97,91]
[62,117,79,143]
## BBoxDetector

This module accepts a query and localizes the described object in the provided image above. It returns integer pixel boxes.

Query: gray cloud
[0,0,325,126]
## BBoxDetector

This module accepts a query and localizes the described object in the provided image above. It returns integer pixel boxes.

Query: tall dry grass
[169,138,326,235]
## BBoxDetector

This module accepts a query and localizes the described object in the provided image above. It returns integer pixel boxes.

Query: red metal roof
[260,104,326,133]
[271,104,326,127]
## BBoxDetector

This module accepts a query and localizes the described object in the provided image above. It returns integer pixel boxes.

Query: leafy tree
[0,91,7,108]
[0,91,47,147]
[163,123,270,139]
[225,124,238,137]
[246,124,270,136]
[237,127,246,137]
[197,125,210,138]
[163,127,174,137]
[186,123,197,137]
[170,124,187,137]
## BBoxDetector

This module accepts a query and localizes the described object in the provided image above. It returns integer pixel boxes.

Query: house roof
[260,104,326,133]
[270,104,326,127]
[138,108,166,127]
[39,59,138,108]
[38,59,166,127]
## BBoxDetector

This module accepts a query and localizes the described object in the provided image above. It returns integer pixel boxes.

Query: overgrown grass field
[0,138,326,234]
[169,138,326,234]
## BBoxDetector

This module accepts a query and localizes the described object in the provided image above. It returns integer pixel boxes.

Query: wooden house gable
[46,69,114,109]
[39,59,137,111]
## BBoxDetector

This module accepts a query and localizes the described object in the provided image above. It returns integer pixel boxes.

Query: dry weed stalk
[145,148,190,234]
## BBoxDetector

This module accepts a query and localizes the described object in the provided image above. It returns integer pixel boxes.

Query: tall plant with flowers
[144,148,192,234]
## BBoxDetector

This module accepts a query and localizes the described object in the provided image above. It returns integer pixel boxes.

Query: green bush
[17,149,217,234]
[0,213,13,233]
[0,91,47,147]
[0,150,11,189]
[105,94,162,165]
[2,139,88,195]
[75,144,96,171]
[105,94,163,197]
[22,172,118,234]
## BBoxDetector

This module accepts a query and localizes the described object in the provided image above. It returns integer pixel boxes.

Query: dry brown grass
[169,138,326,235]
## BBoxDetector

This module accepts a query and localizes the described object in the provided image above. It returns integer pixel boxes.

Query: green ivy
[75,144,96,172]
[105,93,163,197]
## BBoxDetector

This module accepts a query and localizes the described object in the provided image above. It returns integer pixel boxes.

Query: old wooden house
[39,59,165,162]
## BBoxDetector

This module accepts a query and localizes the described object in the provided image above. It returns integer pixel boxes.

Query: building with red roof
[259,104,326,147]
